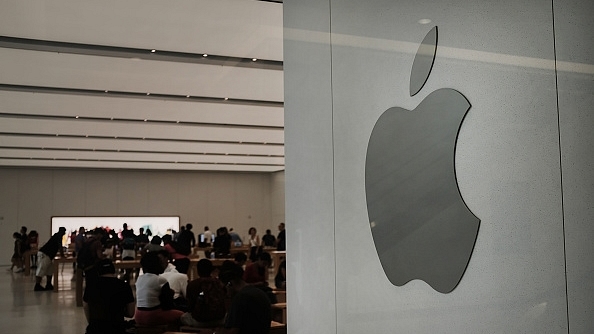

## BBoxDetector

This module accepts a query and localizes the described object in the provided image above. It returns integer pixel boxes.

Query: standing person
[136,227,150,251]
[120,224,137,259]
[20,226,30,269]
[120,225,137,282]
[202,226,213,247]
[20,226,28,243]
[276,223,286,251]
[229,228,242,247]
[217,263,272,334]
[262,229,276,247]
[28,230,39,268]
[34,227,66,291]
[212,227,232,258]
[77,230,105,289]
[177,223,196,256]
[9,232,24,273]
[248,227,261,262]
[74,227,86,255]
[83,259,135,334]
[72,227,86,281]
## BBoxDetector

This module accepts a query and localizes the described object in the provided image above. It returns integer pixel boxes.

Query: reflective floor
[2,265,88,334]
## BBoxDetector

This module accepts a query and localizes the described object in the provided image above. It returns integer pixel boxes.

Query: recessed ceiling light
[203,54,208,57]
[186,95,190,98]
[252,58,257,62]
[146,93,150,96]
[418,19,432,24]
[144,119,148,122]
[104,90,109,93]
[151,49,156,53]
[75,116,79,119]
[224,97,229,101]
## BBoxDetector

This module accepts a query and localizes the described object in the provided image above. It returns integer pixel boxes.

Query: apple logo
[365,26,480,293]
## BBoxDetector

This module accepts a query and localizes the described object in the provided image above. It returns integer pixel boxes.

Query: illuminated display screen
[51,216,180,246]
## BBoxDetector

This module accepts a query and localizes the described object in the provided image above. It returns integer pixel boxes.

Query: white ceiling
[0,0,284,172]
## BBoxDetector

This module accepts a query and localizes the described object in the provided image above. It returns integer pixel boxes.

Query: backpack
[192,278,227,322]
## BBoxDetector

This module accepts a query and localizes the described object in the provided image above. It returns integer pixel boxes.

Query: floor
[2,264,91,334]
[2,263,281,334]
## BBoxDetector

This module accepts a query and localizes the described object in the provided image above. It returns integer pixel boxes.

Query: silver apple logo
[365,26,480,293]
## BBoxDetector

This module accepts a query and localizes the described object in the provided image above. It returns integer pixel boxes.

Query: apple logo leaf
[365,26,480,294]
[410,26,438,97]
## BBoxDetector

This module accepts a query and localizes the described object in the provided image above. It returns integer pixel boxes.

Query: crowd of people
[11,222,287,333]
[8,226,38,274]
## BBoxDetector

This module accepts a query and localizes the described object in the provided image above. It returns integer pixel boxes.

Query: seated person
[217,263,271,334]
[83,259,135,334]
[233,252,248,268]
[158,250,189,312]
[162,234,190,274]
[275,260,287,290]
[181,259,227,328]
[243,252,272,287]
[142,235,164,255]
[243,252,277,304]
[134,252,183,328]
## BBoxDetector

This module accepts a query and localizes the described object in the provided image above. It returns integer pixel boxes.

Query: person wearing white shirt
[160,258,189,311]
[134,252,183,327]
[202,226,213,246]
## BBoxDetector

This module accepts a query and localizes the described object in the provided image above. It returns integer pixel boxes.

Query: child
[9,232,24,273]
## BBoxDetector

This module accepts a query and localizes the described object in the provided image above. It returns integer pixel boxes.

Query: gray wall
[284,0,593,333]
[0,168,285,265]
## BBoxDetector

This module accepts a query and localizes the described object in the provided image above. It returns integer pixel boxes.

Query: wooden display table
[52,256,76,292]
